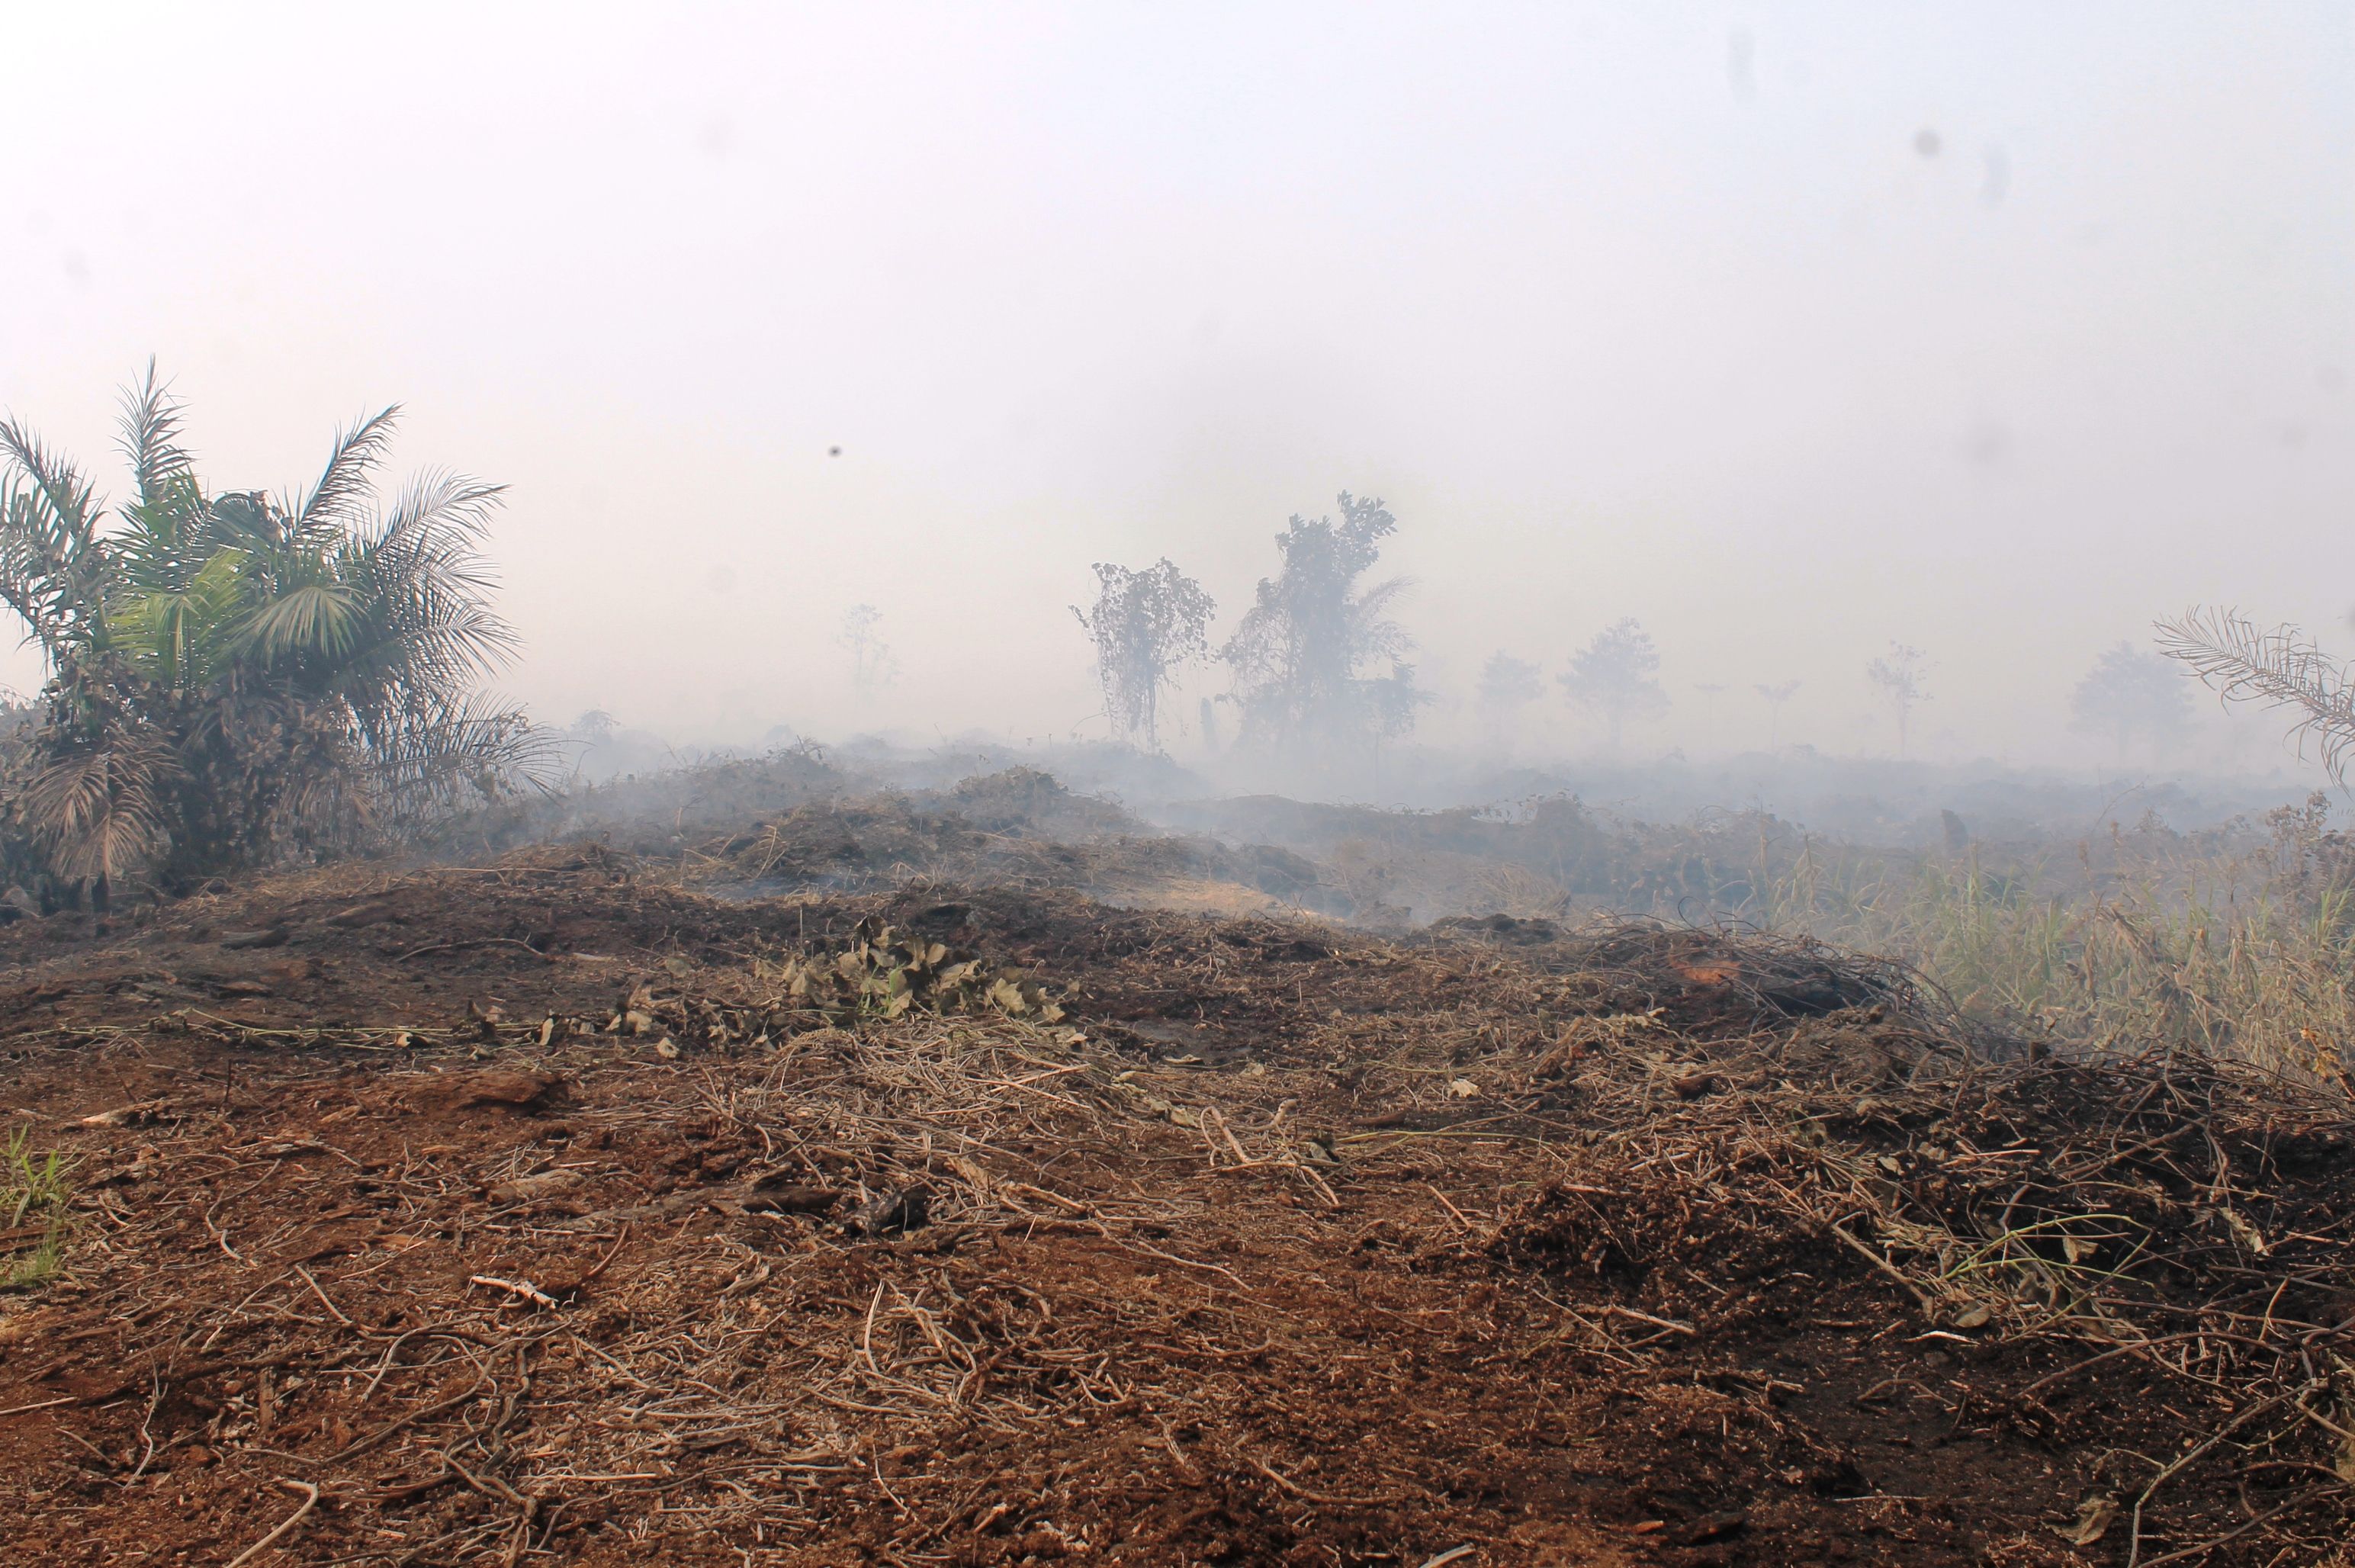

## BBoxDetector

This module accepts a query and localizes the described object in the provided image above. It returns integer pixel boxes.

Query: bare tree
[2158,609,2355,779]
[840,604,898,695]
[1865,643,1929,756]
[1071,559,1215,751]
[1476,651,1545,750]
[1560,619,1669,750]
[1753,680,1801,750]
[2071,641,2193,760]
[1221,492,1417,755]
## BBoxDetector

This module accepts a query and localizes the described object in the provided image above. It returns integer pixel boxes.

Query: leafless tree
[1071,559,1215,751]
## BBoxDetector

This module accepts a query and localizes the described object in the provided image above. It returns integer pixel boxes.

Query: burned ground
[0,849,2350,1566]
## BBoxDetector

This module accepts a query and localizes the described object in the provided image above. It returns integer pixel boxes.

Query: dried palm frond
[2157,607,2355,780]
[18,738,178,883]
[362,690,558,823]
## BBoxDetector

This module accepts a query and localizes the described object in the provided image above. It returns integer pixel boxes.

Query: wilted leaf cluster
[773,917,1068,1026]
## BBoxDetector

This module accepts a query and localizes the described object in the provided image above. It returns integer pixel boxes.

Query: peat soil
[0,850,2350,1566]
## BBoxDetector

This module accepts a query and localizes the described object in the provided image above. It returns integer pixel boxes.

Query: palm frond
[111,471,214,593]
[108,362,216,597]
[371,468,506,548]
[108,548,252,689]
[361,689,557,821]
[2157,607,2355,779]
[291,405,401,535]
[0,418,111,657]
[113,358,194,510]
[19,738,178,882]
[236,581,362,667]
[329,477,519,689]
[0,417,101,541]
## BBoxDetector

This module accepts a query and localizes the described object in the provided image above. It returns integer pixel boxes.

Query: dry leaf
[2051,1493,2117,1547]
[1670,958,1740,986]
[489,1168,583,1203]
[2221,1208,2270,1256]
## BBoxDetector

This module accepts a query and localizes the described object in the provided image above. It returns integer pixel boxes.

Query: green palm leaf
[236,580,364,667]
[0,418,111,659]
[114,358,194,512]
[289,406,401,541]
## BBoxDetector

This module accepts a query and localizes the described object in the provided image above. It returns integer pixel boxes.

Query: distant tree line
[1034,493,2304,774]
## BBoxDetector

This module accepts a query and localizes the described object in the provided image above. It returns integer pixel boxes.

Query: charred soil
[0,850,2349,1566]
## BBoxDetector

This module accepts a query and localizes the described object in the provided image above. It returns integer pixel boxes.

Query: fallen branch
[470,1274,560,1309]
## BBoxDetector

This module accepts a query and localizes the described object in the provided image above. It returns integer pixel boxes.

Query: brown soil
[0,850,2349,1566]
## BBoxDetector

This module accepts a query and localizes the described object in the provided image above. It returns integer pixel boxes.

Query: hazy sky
[2,4,2348,766]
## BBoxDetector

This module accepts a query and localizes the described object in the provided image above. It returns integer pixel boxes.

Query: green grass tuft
[2,1127,75,1290]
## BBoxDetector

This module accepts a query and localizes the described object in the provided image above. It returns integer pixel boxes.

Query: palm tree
[0,362,545,898]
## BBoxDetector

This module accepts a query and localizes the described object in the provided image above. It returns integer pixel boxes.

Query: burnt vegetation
[2,384,2355,1568]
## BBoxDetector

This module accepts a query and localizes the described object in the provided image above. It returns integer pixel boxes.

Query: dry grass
[1746,802,2355,1081]
[1324,790,2355,1082]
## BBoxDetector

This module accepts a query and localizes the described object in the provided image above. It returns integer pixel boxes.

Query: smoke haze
[2,4,2349,771]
